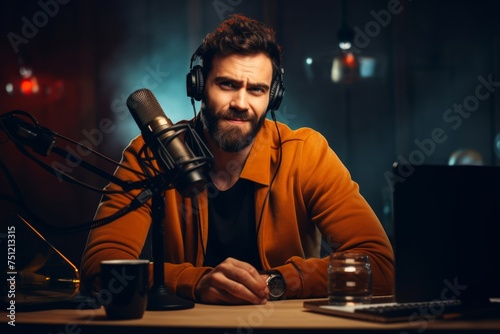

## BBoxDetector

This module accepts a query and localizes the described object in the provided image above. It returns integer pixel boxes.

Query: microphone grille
[126,88,164,128]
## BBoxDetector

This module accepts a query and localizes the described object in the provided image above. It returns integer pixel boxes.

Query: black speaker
[186,47,285,112]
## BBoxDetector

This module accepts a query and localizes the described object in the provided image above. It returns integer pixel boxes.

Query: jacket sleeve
[274,131,394,298]
[79,136,209,300]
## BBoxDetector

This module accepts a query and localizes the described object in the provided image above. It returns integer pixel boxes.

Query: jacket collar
[240,119,273,186]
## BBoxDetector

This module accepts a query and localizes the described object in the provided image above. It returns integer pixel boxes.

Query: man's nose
[229,89,249,111]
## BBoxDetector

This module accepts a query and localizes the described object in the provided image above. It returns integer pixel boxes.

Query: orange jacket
[81,119,394,300]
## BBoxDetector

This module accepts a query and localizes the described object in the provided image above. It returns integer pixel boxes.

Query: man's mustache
[218,109,256,122]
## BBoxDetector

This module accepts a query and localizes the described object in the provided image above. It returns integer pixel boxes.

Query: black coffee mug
[100,259,149,320]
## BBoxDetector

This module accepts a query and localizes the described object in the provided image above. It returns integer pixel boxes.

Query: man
[81,14,394,305]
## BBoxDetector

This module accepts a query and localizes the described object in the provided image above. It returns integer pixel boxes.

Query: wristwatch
[266,273,286,300]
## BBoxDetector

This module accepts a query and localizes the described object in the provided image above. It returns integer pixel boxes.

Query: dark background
[1,0,499,267]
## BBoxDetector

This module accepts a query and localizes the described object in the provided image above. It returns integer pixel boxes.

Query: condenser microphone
[126,88,209,197]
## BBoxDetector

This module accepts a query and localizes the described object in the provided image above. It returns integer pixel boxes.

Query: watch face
[267,275,285,299]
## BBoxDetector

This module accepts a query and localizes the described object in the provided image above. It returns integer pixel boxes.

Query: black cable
[7,188,154,234]
[257,111,283,236]
[0,110,208,234]
[0,110,160,233]
[0,110,147,194]
[54,131,147,178]
[0,149,158,234]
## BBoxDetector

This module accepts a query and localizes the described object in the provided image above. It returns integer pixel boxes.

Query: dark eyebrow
[214,76,270,91]
[248,82,270,91]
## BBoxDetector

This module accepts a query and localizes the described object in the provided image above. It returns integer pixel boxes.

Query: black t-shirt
[203,178,261,270]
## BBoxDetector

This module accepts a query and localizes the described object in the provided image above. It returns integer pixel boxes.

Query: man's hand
[195,257,269,304]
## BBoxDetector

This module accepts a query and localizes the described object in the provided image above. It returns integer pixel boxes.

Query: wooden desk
[5,299,500,334]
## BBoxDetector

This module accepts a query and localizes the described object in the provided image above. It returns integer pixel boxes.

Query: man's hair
[199,14,282,79]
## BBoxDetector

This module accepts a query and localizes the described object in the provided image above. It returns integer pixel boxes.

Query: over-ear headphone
[186,46,205,102]
[186,46,285,112]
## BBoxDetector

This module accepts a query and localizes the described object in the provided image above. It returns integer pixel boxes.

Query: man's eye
[220,82,234,89]
[250,87,265,94]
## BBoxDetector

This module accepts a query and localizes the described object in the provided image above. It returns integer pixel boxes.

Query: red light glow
[344,53,357,68]
[20,77,39,95]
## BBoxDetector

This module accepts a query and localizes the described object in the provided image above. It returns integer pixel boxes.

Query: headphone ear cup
[186,64,204,101]
[268,75,285,112]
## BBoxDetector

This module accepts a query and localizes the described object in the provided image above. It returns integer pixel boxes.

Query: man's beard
[200,105,266,152]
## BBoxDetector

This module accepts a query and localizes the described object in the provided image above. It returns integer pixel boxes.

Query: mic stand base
[147,285,195,311]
